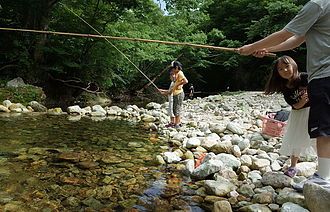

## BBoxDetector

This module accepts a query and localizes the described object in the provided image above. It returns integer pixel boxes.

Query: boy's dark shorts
[308,76,330,138]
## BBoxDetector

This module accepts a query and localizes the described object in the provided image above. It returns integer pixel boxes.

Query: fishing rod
[60,2,160,90]
[0,26,276,58]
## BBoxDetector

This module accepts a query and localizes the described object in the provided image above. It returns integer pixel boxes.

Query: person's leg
[172,94,179,125]
[316,137,330,180]
[167,95,175,126]
[174,92,184,127]
[290,155,299,167]
[285,155,299,177]
[293,77,330,191]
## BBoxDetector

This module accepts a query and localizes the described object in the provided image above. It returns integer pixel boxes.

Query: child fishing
[264,55,316,177]
[159,61,188,128]
[158,68,176,127]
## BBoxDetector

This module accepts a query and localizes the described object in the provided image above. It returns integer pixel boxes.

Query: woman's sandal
[165,123,175,128]
[284,167,298,178]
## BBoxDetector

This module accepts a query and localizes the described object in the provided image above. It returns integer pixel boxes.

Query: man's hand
[252,49,269,58]
[237,44,255,56]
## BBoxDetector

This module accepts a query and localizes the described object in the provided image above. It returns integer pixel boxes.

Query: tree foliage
[0,0,309,100]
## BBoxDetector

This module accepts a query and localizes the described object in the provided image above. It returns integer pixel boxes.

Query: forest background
[0,0,309,106]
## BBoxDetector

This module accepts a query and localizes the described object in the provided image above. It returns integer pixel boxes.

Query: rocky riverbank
[1,91,330,211]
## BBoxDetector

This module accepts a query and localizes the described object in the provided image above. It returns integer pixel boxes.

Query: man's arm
[238,29,295,55]
[252,34,305,57]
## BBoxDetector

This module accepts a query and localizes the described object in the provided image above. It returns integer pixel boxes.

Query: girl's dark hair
[264,55,300,95]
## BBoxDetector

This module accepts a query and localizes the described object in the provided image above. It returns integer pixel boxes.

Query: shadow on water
[0,113,205,211]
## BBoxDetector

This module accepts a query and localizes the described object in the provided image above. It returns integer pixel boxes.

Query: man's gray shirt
[284,0,330,82]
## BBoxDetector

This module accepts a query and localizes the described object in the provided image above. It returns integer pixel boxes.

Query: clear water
[0,113,164,211]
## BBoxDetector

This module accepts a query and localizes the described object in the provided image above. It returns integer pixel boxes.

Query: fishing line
[59,2,159,90]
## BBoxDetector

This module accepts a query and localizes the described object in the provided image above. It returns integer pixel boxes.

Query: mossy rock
[0,85,46,105]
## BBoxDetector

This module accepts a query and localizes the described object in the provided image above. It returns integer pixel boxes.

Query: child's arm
[158,88,170,95]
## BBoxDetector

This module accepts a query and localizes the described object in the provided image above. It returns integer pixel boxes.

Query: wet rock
[96,185,113,199]
[82,197,103,210]
[77,161,99,169]
[4,201,26,212]
[58,152,81,163]
[62,196,80,207]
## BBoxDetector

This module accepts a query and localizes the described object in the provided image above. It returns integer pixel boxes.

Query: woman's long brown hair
[264,55,300,95]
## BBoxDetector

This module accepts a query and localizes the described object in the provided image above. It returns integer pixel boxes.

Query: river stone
[163,152,181,163]
[28,101,47,112]
[82,197,103,210]
[215,153,241,170]
[0,105,10,112]
[276,187,305,207]
[251,158,270,170]
[77,161,99,169]
[214,200,232,212]
[226,122,244,135]
[2,100,12,108]
[261,172,292,188]
[63,196,80,207]
[192,159,223,179]
[252,192,273,204]
[58,152,81,162]
[145,102,161,109]
[296,162,316,177]
[141,114,156,122]
[6,77,26,87]
[238,203,272,212]
[237,184,255,198]
[67,105,82,115]
[303,182,330,212]
[280,202,309,212]
[186,137,201,148]
[96,185,113,199]
[204,180,237,197]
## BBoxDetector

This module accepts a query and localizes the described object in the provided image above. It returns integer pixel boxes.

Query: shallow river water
[0,113,181,211]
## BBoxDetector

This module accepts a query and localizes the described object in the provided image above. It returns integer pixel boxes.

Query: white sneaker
[293,173,330,192]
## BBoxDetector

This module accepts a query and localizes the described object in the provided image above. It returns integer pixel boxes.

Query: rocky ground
[153,92,330,212]
[1,91,330,211]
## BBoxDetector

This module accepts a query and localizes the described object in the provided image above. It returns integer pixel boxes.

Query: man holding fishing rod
[238,0,330,191]
[159,61,188,128]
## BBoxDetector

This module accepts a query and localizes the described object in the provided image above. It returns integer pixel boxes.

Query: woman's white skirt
[279,107,316,157]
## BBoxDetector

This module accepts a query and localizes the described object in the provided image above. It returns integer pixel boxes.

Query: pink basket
[261,116,287,137]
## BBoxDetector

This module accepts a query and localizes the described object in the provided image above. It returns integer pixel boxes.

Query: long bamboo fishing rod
[0,27,276,57]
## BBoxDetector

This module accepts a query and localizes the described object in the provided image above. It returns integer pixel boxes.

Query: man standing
[239,0,330,188]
